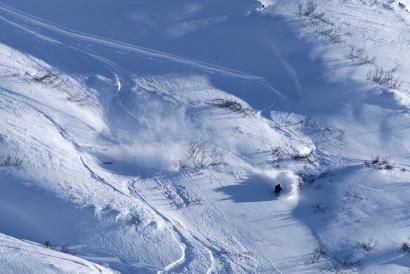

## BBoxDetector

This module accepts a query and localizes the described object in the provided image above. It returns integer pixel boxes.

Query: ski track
[0,5,223,272]
[0,1,293,105]
[0,240,110,273]
[0,5,296,271]
[79,157,131,197]
[4,0,409,273]
[0,13,301,274]
[0,88,82,161]
[0,80,198,273]
[149,171,283,274]
[127,179,215,274]
[0,3,271,83]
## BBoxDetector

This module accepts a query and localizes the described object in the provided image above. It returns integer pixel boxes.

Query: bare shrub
[297,177,304,190]
[66,94,89,104]
[0,155,22,169]
[43,240,51,248]
[400,241,410,254]
[344,189,364,201]
[292,150,316,164]
[314,26,342,44]
[267,147,317,170]
[266,147,284,168]
[23,56,58,85]
[312,203,328,213]
[33,73,54,83]
[346,47,375,65]
[127,215,141,226]
[365,156,395,171]
[298,2,333,26]
[25,69,57,84]
[298,2,319,17]
[60,245,71,254]
[356,239,377,254]
[326,255,360,272]
[312,246,326,263]
[186,140,223,171]
[367,66,402,89]
[213,98,248,114]
[43,240,71,254]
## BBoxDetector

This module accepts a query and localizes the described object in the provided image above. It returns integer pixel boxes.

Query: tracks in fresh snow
[0,1,296,106]
[0,2,304,272]
[0,5,220,271]
[0,3,269,83]
[127,179,216,273]
[127,173,284,274]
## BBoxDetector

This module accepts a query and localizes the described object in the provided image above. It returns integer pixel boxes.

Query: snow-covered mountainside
[0,0,410,273]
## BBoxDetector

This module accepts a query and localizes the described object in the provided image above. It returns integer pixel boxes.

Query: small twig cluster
[0,155,23,170]
[25,69,57,84]
[298,2,340,44]
[346,47,375,65]
[213,98,247,114]
[186,140,223,171]
[314,26,342,44]
[298,2,334,28]
[296,3,403,92]
[312,203,328,213]
[365,156,395,171]
[267,147,317,171]
[292,150,316,165]
[326,254,360,273]
[400,241,410,254]
[298,2,322,19]
[344,189,364,202]
[312,246,327,263]
[43,240,71,254]
[367,66,402,90]
[356,239,377,254]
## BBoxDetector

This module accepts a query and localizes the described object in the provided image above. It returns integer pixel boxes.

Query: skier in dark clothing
[274,184,283,194]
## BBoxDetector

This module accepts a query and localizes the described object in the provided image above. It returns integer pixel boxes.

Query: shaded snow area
[0,0,410,273]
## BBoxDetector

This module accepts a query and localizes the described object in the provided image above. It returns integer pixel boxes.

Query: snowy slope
[0,233,115,274]
[0,0,410,273]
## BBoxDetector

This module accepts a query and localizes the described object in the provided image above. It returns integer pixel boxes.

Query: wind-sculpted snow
[0,0,409,273]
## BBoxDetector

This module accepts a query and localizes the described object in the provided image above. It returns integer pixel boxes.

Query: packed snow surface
[0,0,410,273]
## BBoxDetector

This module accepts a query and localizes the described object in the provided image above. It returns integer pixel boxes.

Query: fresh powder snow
[0,0,410,273]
